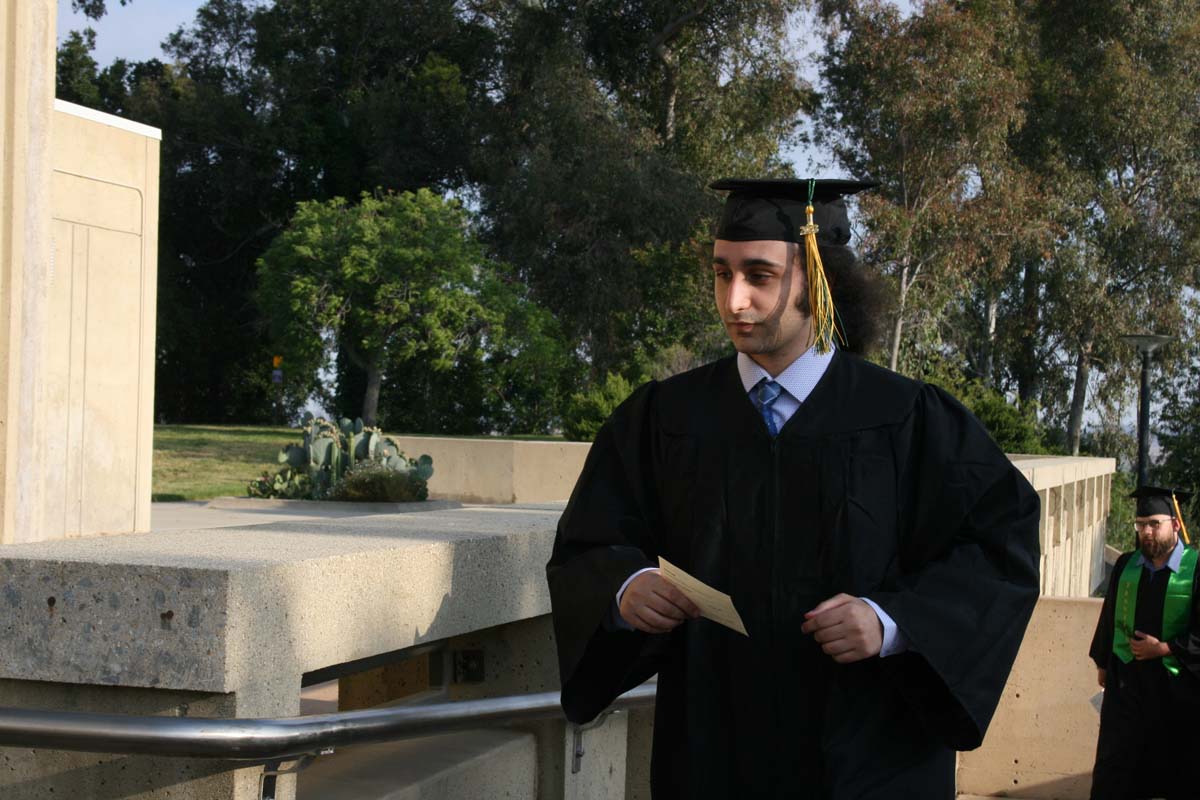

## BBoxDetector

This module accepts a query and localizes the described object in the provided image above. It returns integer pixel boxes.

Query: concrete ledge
[0,505,562,696]
[389,437,590,504]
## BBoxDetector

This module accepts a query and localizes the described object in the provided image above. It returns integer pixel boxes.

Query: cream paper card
[658,557,748,636]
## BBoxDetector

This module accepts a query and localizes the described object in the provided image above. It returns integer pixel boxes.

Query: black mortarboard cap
[710,178,878,246]
[1130,486,1193,518]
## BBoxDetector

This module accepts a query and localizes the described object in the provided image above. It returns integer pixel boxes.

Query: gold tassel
[800,204,843,353]
[1173,492,1191,546]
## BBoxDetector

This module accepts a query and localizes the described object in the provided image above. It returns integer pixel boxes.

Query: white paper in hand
[658,557,748,637]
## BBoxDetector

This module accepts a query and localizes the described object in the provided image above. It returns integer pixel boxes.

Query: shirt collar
[1135,537,1186,573]
[736,346,836,404]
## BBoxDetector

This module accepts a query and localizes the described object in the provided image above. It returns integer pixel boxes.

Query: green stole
[1113,544,1198,676]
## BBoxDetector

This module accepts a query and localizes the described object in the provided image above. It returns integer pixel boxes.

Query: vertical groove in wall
[79,224,90,533]
[0,0,21,537]
[134,138,146,522]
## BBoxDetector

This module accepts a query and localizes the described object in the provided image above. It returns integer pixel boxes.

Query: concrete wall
[1010,456,1115,597]
[390,436,591,504]
[396,437,1113,599]
[957,597,1102,799]
[0,504,565,799]
[0,0,56,545]
[0,19,160,545]
[45,101,160,539]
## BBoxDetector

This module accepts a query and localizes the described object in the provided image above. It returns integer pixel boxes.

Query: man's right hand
[618,569,701,633]
[1097,668,1106,688]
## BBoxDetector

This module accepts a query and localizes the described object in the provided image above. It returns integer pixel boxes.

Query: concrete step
[298,728,537,800]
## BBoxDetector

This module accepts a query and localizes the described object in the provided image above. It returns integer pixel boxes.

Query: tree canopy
[58,0,1200,460]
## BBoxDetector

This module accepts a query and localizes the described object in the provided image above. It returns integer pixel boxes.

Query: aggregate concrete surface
[0,499,566,695]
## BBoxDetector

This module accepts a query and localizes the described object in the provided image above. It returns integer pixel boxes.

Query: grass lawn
[153,425,294,501]
[152,424,567,502]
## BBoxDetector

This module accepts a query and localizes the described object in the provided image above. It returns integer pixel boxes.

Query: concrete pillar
[0,0,55,544]
[443,616,631,800]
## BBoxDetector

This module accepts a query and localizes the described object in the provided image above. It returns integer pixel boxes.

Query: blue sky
[56,0,207,65]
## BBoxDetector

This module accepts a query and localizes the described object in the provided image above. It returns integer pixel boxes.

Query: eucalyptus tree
[816,0,1032,374]
[1019,0,1200,453]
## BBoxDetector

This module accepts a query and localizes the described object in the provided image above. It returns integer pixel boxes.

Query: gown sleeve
[866,384,1041,750]
[1089,555,1123,669]
[546,381,670,723]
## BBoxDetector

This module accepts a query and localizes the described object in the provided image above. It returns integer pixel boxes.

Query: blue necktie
[754,379,783,437]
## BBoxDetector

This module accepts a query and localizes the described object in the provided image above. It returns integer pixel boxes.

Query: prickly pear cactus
[249,415,433,501]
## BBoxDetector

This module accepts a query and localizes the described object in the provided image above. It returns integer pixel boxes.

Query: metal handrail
[0,683,655,762]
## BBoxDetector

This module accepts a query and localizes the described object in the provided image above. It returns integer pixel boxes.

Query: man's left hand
[1131,630,1171,660]
[801,594,883,663]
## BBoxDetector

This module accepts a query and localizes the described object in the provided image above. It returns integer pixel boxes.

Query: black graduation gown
[1089,549,1200,800]
[546,351,1041,799]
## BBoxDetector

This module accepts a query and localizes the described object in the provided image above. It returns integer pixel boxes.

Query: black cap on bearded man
[710,178,877,246]
[1131,485,1194,518]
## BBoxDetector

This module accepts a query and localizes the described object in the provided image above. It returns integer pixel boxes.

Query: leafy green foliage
[921,355,1048,454]
[478,2,807,377]
[71,0,131,20]
[1105,471,1137,555]
[562,373,640,442]
[256,190,490,425]
[328,462,429,503]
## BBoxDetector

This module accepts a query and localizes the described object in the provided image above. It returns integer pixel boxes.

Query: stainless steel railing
[0,683,655,762]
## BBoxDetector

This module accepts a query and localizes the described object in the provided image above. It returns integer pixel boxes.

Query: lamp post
[1119,334,1173,487]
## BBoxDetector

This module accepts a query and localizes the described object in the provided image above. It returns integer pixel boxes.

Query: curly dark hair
[820,244,888,356]
[788,243,888,356]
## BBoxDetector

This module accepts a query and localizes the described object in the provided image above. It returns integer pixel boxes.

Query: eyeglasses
[1133,518,1174,533]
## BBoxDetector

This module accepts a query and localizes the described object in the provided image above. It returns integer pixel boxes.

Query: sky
[56,0,206,66]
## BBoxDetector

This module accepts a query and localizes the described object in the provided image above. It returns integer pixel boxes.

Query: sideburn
[789,242,811,318]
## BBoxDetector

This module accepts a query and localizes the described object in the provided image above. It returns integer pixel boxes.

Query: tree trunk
[888,262,911,372]
[982,294,999,386]
[1016,259,1040,407]
[362,364,382,427]
[650,4,707,145]
[660,57,678,143]
[1066,340,1092,456]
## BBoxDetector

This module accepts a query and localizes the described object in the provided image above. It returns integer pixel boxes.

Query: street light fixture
[1119,334,1174,487]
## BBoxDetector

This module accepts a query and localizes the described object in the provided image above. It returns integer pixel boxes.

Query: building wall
[0,0,56,545]
[39,101,159,539]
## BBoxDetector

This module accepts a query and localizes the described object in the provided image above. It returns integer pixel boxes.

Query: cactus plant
[248,415,433,501]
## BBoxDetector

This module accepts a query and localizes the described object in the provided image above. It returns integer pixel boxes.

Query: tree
[1017,0,1200,453]
[57,0,500,422]
[257,189,495,426]
[1156,310,1200,523]
[478,1,809,378]
[817,0,1033,374]
[70,0,132,20]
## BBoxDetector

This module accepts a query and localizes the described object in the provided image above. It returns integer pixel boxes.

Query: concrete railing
[957,597,1101,799]
[1009,455,1115,597]
[390,436,591,505]
[0,453,1115,799]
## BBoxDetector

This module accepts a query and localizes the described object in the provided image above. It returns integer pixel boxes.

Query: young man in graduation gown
[546,178,1042,799]
[1089,487,1200,800]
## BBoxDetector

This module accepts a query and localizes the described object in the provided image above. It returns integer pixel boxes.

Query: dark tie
[754,379,783,437]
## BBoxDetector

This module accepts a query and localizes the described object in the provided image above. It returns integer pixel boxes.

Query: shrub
[329,461,429,502]
[562,372,641,442]
[248,414,433,500]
